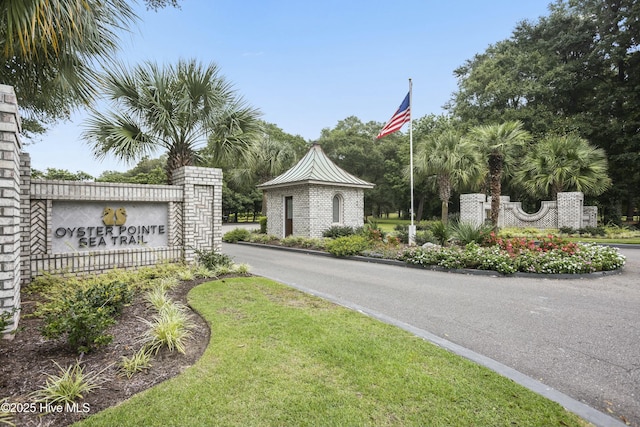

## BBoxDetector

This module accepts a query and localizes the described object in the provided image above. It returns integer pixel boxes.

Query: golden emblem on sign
[102,207,127,226]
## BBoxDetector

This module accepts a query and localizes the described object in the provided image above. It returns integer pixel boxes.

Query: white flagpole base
[408,225,417,246]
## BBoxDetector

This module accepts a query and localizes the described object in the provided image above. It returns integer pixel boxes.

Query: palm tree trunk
[438,175,452,224]
[166,143,196,184]
[441,201,449,224]
[416,193,425,222]
[488,154,503,227]
[551,183,563,201]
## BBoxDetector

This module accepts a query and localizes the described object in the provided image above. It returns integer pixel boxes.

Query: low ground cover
[75,277,587,427]
[226,223,627,275]
[0,253,246,427]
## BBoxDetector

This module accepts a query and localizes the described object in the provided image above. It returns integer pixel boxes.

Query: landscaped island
[224,221,627,276]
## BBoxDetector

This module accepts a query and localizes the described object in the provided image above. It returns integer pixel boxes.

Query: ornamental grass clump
[32,361,104,405]
[145,286,172,312]
[141,302,193,355]
[0,398,14,426]
[451,222,492,245]
[120,347,153,379]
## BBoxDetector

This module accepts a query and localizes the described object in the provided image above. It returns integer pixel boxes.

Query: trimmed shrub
[394,224,409,244]
[194,249,234,271]
[559,226,576,235]
[281,236,326,250]
[247,233,279,244]
[223,227,251,243]
[322,225,356,238]
[415,230,436,246]
[41,281,132,353]
[259,216,268,234]
[326,235,369,257]
[578,226,606,236]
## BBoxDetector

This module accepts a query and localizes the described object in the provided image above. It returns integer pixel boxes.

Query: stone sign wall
[51,202,169,252]
[460,192,598,229]
[1,85,222,337]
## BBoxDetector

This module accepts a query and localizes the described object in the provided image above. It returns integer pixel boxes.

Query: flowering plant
[400,240,625,275]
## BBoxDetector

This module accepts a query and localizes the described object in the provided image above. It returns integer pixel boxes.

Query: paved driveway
[222,241,639,427]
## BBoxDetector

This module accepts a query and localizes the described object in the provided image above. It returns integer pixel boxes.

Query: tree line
[5,0,638,224]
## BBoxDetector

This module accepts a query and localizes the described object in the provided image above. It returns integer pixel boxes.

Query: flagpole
[408,78,416,245]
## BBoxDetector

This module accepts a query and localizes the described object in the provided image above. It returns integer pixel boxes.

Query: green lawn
[566,237,640,245]
[76,277,587,427]
[368,216,411,233]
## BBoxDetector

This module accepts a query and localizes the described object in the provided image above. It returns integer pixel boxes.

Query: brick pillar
[19,153,31,287]
[460,194,487,227]
[172,166,222,263]
[557,192,584,230]
[0,85,22,338]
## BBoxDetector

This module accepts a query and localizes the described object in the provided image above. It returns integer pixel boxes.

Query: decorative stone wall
[460,193,598,229]
[0,85,22,337]
[264,184,365,239]
[26,177,183,282]
[23,168,222,281]
[458,193,486,227]
[0,85,223,337]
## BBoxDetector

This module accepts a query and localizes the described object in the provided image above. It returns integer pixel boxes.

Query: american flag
[376,92,410,139]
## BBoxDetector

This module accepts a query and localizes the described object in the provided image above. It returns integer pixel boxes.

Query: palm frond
[84,112,159,162]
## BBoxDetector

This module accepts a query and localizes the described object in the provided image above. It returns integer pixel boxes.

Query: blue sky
[27,0,553,176]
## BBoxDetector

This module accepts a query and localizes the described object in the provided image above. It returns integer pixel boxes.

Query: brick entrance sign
[0,85,222,337]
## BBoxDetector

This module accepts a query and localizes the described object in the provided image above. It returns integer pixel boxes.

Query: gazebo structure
[257,144,374,239]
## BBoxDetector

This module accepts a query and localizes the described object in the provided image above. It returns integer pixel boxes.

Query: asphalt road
[222,240,639,427]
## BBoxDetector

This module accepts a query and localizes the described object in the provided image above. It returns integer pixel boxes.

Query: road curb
[227,242,633,427]
[277,281,629,427]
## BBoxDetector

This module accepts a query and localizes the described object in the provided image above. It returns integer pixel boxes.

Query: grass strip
[565,237,640,244]
[76,277,588,427]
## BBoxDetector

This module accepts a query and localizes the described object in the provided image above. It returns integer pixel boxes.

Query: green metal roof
[257,144,375,189]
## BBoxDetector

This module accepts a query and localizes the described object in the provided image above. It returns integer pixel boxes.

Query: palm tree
[513,134,611,200]
[414,128,485,223]
[0,0,137,132]
[468,121,532,227]
[228,136,297,185]
[83,59,262,183]
[225,135,298,215]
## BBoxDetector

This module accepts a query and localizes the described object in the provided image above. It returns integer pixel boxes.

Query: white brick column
[0,85,22,337]
[172,166,222,263]
[460,194,487,227]
[557,192,584,230]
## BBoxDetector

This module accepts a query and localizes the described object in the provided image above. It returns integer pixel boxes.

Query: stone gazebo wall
[265,184,366,239]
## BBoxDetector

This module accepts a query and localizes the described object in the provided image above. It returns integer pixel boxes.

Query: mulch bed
[0,278,211,427]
